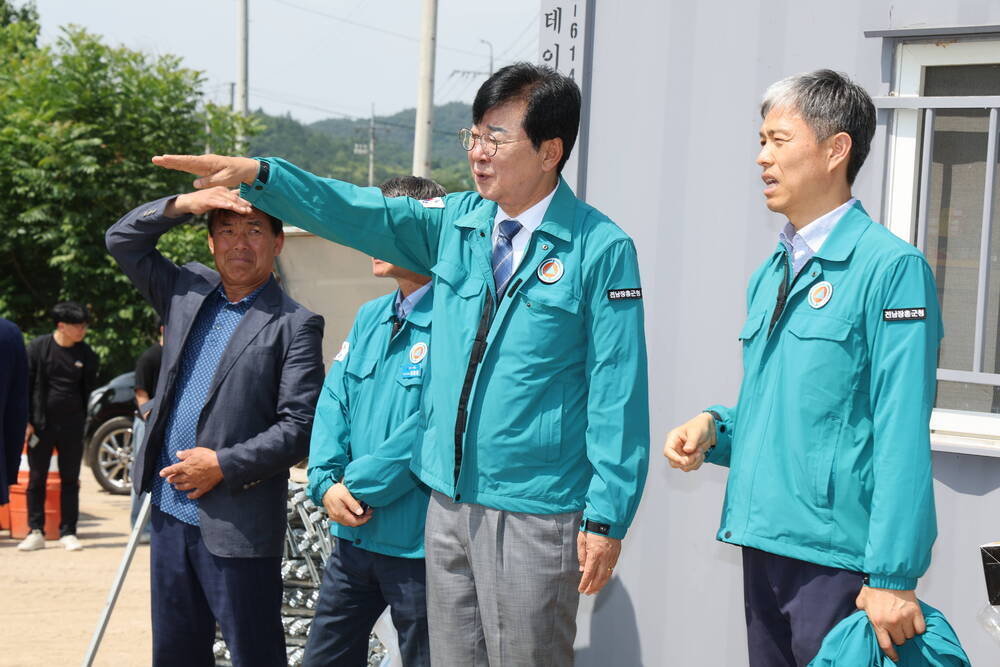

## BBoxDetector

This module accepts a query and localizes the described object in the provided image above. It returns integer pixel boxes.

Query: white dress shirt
[491,185,558,273]
[778,197,856,276]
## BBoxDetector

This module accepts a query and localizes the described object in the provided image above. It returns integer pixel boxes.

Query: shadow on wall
[575,577,643,666]
[933,452,1000,497]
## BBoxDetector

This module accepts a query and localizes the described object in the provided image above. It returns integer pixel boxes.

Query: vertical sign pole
[539,1,594,201]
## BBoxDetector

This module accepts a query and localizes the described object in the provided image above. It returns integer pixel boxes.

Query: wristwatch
[255,158,270,184]
[581,519,611,536]
[703,410,723,453]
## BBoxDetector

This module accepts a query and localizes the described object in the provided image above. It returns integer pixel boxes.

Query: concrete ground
[0,474,152,666]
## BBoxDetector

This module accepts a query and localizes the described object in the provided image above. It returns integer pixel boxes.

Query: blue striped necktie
[491,219,522,297]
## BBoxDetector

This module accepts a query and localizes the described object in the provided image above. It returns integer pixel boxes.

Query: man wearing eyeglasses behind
[153,62,649,666]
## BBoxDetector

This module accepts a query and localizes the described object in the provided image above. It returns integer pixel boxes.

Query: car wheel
[88,416,134,495]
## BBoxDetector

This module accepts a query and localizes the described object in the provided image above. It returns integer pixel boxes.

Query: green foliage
[249,101,475,193]
[0,1,254,380]
[1,0,472,382]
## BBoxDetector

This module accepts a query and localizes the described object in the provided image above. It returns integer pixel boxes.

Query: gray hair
[379,175,447,200]
[761,69,876,184]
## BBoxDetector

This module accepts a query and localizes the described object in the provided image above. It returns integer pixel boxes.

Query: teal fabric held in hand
[307,290,432,558]
[244,158,649,540]
[706,202,943,589]
[808,601,970,666]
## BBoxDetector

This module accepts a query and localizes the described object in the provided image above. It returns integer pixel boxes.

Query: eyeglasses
[458,128,529,157]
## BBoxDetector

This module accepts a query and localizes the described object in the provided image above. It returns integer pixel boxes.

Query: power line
[449,75,482,104]
[434,72,464,100]
[495,12,539,60]
[250,88,457,137]
[268,0,482,57]
[251,86,367,118]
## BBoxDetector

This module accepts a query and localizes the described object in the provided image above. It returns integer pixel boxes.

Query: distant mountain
[248,102,474,193]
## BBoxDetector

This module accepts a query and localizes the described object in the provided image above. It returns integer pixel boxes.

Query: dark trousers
[150,506,285,667]
[27,419,84,536]
[742,546,864,667]
[303,539,430,667]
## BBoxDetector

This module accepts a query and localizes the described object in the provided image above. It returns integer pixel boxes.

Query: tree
[250,101,476,193]
[0,1,256,379]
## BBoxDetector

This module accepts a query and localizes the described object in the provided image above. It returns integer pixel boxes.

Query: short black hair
[472,62,581,173]
[379,175,447,200]
[761,70,877,185]
[51,301,89,327]
[207,207,283,237]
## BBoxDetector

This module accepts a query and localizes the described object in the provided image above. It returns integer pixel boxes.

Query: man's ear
[828,131,852,175]
[541,137,564,173]
[273,232,285,257]
[207,233,215,254]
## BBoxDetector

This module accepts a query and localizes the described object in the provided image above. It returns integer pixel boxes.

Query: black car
[84,372,136,494]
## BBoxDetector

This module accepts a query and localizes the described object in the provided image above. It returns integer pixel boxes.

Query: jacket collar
[405,285,433,327]
[771,200,872,263]
[379,286,433,327]
[211,274,281,309]
[453,176,575,243]
[813,200,872,262]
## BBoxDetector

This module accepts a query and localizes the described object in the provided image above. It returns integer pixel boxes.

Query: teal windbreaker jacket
[808,601,970,666]
[307,291,432,558]
[244,159,649,539]
[707,202,942,590]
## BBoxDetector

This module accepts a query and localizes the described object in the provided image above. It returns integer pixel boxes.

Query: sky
[34,0,540,124]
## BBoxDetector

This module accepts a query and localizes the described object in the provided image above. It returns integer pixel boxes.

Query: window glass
[919,64,1000,411]
[937,381,1000,413]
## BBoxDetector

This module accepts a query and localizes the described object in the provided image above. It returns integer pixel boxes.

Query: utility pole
[368,104,376,187]
[412,0,437,177]
[481,39,494,76]
[235,0,249,152]
[229,82,236,110]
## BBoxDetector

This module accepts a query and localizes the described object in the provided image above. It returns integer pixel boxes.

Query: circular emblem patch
[808,281,833,309]
[409,341,428,364]
[537,258,564,284]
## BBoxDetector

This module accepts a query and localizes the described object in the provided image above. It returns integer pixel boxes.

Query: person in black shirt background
[130,320,163,537]
[19,302,99,552]
[134,319,163,413]
[1,317,28,507]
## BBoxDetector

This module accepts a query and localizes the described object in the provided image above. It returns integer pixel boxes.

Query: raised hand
[152,154,259,189]
[165,187,252,217]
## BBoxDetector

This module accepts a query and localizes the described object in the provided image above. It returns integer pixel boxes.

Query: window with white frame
[881,37,1000,447]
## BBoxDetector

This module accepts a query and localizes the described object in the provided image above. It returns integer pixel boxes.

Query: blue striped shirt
[151,281,267,525]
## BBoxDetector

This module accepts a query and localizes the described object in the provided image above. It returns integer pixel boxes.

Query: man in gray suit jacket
[107,186,324,667]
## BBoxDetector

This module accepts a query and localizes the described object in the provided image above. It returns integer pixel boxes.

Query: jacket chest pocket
[517,280,582,324]
[784,311,858,402]
[345,355,377,380]
[395,365,425,389]
[739,310,767,343]
[431,259,483,299]
[739,310,767,371]
[513,284,584,354]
